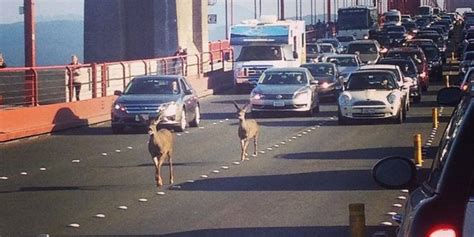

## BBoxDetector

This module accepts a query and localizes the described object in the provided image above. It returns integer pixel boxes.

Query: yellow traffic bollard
[414,134,423,166]
[451,52,455,62]
[445,75,450,87]
[432,108,438,129]
[349,203,366,237]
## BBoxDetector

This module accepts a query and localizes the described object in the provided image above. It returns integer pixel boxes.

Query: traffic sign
[208,14,217,24]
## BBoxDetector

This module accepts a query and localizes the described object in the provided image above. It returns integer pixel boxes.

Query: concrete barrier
[0,70,233,142]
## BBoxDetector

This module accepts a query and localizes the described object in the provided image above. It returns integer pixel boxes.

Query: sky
[0,0,84,24]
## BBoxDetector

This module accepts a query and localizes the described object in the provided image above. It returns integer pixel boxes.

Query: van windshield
[237,46,283,61]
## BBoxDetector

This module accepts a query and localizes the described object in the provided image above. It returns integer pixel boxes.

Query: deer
[148,110,175,188]
[233,101,259,161]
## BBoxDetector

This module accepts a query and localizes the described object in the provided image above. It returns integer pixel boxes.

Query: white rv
[230,15,306,91]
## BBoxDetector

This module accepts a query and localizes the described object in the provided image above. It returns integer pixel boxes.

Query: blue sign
[230,25,290,45]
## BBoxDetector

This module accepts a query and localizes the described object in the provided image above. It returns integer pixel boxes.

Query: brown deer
[148,111,175,187]
[233,101,259,161]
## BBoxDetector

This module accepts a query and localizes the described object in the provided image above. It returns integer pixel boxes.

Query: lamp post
[24,0,35,67]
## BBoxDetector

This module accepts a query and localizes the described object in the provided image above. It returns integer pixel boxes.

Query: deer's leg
[243,140,250,161]
[156,155,165,187]
[152,157,161,187]
[240,139,245,161]
[253,135,258,156]
[168,152,174,185]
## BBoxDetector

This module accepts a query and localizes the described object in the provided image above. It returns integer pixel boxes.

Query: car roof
[348,40,378,44]
[133,75,182,80]
[301,62,335,67]
[388,47,423,53]
[350,69,397,75]
[265,67,309,72]
[360,64,399,70]
[325,54,357,58]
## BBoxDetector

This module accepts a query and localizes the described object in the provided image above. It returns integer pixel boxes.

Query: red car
[386,47,430,91]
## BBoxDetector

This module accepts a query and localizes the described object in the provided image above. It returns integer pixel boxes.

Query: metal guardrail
[0,41,233,109]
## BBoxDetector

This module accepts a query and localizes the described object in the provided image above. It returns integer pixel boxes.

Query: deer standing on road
[233,101,259,161]
[148,111,175,187]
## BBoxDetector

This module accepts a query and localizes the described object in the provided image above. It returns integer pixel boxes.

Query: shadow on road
[159,225,397,237]
[275,146,412,160]
[176,169,381,191]
[0,185,114,194]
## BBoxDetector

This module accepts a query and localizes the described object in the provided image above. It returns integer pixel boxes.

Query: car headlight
[160,102,178,117]
[339,94,351,106]
[294,90,311,103]
[320,82,331,89]
[251,89,265,100]
[113,103,126,112]
[387,93,398,104]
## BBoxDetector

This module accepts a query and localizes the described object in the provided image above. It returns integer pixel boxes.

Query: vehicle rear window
[348,44,377,54]
[326,56,357,66]
[301,64,335,76]
[465,53,474,61]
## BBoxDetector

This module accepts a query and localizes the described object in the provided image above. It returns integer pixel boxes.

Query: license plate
[135,114,149,121]
[273,101,285,107]
[362,108,375,114]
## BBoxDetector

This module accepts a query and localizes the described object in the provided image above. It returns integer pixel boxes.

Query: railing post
[91,63,97,98]
[101,64,107,97]
[66,66,73,102]
[119,62,126,91]
[142,60,148,75]
[32,69,39,106]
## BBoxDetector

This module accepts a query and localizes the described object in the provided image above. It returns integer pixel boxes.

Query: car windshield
[306,44,319,54]
[320,45,334,53]
[259,71,308,85]
[464,53,474,61]
[124,78,180,95]
[347,44,377,54]
[237,46,282,61]
[422,46,439,60]
[380,60,417,76]
[327,56,357,66]
[337,36,354,42]
[301,64,335,76]
[319,39,338,48]
[347,72,396,90]
[387,51,424,65]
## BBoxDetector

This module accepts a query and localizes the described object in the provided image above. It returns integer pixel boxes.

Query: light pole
[24,0,36,67]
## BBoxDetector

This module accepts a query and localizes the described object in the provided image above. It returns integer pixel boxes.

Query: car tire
[189,105,200,127]
[112,125,124,134]
[394,107,403,124]
[402,104,407,122]
[338,112,347,125]
[175,109,186,132]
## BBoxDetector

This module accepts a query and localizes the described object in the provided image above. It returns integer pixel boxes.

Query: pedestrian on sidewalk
[67,55,82,101]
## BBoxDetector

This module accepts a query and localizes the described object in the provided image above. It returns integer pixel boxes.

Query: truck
[230,15,306,92]
[336,6,379,40]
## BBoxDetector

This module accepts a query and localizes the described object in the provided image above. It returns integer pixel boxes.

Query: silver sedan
[250,67,320,117]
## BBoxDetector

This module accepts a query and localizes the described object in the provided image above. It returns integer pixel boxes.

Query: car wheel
[403,104,407,122]
[338,112,347,125]
[189,105,200,127]
[112,125,124,134]
[394,107,403,124]
[176,109,186,132]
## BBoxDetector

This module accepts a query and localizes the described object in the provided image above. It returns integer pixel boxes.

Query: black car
[420,45,444,81]
[300,62,344,99]
[372,86,474,237]
[377,57,422,103]
[111,75,200,133]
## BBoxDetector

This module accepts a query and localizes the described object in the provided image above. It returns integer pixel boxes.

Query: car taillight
[428,227,456,237]
[420,72,427,78]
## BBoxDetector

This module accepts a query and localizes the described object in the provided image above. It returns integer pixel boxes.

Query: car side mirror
[310,80,319,85]
[372,156,417,189]
[437,87,462,106]
[114,90,123,96]
[403,77,414,84]
[184,89,193,95]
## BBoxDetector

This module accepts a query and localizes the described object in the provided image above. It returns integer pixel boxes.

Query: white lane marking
[20,172,28,176]
[94,214,106,218]
[40,168,47,171]
[233,161,240,165]
[392,203,403,208]
[101,153,108,156]
[225,118,229,121]
[138,198,148,202]
[280,141,286,145]
[311,127,316,130]
[381,222,393,226]
[287,139,293,142]
[115,149,121,153]
[156,191,165,195]
[117,206,128,210]
[0,176,9,180]
[72,160,80,163]
[251,154,257,157]
[185,131,190,134]
[68,223,80,228]
[297,134,303,137]
[186,180,195,183]
[274,144,280,148]
[213,122,217,125]
[200,175,209,178]
[259,151,266,154]
[199,126,205,129]
[426,142,432,146]
[221,166,229,170]
[386,212,397,216]
[127,146,133,150]
[302,132,307,135]
[307,129,312,132]
[177,133,182,136]
[212,170,220,174]
[397,196,407,200]
[292,136,297,139]
[267,148,273,151]
[219,120,224,123]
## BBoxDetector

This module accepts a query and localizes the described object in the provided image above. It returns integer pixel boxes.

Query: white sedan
[338,70,406,124]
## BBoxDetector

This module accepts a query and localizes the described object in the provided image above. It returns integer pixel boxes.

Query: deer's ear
[232,101,241,111]
[242,103,250,112]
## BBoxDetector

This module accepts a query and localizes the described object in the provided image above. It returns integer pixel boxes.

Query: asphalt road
[0,84,450,236]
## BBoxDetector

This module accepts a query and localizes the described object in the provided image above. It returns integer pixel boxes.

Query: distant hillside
[0,20,83,67]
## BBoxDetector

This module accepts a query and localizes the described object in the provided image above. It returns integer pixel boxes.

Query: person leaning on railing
[67,55,82,101]
[0,53,7,68]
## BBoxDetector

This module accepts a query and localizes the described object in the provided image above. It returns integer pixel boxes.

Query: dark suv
[372,86,474,236]
[386,47,430,91]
